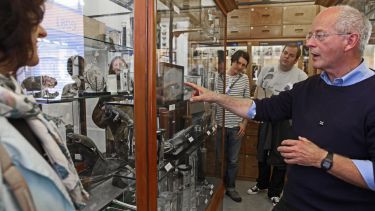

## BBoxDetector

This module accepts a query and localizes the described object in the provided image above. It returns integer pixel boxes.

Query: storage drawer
[244,135,257,155]
[227,9,250,27]
[244,155,258,179]
[238,154,246,177]
[250,25,282,38]
[227,27,251,39]
[283,24,311,37]
[283,5,318,24]
[246,122,259,135]
[249,7,282,26]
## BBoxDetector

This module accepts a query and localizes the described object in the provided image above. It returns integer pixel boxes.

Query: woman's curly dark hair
[0,0,45,69]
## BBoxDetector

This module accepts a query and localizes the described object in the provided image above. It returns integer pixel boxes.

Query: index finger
[185,82,201,91]
[185,82,204,97]
[280,139,299,146]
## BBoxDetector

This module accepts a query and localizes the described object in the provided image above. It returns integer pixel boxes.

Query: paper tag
[212,126,216,132]
[210,190,213,195]
[169,104,175,111]
[173,5,180,14]
[188,136,194,143]
[206,130,211,135]
[164,162,173,172]
[74,154,82,161]
[205,199,208,204]
[210,184,214,189]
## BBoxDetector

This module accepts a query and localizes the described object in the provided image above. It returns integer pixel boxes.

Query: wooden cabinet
[244,154,258,179]
[227,9,250,27]
[250,25,282,38]
[237,121,259,180]
[227,4,319,40]
[227,27,251,39]
[283,5,318,24]
[249,7,283,26]
[282,24,311,37]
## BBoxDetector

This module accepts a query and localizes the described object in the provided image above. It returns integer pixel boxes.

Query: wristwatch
[320,151,334,171]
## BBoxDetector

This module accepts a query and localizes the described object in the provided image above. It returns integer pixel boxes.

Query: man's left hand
[277,136,327,168]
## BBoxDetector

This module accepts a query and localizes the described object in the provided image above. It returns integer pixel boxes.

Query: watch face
[322,159,332,170]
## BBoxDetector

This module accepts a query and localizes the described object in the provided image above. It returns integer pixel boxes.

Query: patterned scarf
[0,74,89,209]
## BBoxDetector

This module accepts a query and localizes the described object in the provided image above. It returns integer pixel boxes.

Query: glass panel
[364,45,375,69]
[17,0,137,210]
[156,0,225,210]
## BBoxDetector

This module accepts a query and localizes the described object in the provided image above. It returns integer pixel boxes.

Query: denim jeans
[216,126,242,191]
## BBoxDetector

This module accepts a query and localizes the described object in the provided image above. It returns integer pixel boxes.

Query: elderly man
[186,5,375,210]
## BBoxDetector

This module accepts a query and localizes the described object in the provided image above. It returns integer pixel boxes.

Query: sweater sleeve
[253,86,294,122]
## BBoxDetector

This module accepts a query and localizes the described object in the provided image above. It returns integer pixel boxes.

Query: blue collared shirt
[246,61,375,190]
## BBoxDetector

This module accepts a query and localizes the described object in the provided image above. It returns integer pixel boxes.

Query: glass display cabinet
[154,0,230,210]
[16,0,237,210]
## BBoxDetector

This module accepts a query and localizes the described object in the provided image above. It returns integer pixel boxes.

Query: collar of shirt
[320,60,374,86]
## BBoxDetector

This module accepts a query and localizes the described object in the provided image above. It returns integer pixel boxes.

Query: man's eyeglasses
[306,31,351,42]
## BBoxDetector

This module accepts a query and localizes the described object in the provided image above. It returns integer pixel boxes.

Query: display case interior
[156,0,226,210]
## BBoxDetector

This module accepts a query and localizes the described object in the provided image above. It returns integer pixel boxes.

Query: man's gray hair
[333,5,372,56]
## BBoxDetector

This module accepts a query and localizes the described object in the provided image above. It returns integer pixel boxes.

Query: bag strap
[226,74,243,94]
[0,144,36,211]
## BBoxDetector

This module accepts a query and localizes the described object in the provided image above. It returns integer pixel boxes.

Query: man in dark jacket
[247,44,307,206]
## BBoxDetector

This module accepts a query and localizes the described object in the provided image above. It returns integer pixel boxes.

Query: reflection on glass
[31,0,136,210]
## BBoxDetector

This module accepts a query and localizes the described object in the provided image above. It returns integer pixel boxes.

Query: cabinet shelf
[84,36,134,52]
[82,177,136,211]
[35,93,133,104]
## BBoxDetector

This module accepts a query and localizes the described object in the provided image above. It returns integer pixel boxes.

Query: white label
[206,131,211,135]
[205,199,208,204]
[212,126,216,132]
[74,154,82,161]
[164,162,173,172]
[106,75,117,93]
[210,184,214,189]
[169,104,175,111]
[173,5,180,14]
[210,190,213,195]
[188,137,194,143]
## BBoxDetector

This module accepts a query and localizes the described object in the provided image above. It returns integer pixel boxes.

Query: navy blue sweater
[254,75,375,211]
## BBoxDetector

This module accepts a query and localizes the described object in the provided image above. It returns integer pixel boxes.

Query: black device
[156,62,184,106]
[320,151,333,171]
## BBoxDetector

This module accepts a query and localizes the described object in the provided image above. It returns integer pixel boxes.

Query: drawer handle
[231,15,239,19]
[294,29,303,32]
[262,14,270,17]
[230,31,239,33]
[294,13,304,16]
[262,30,270,33]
